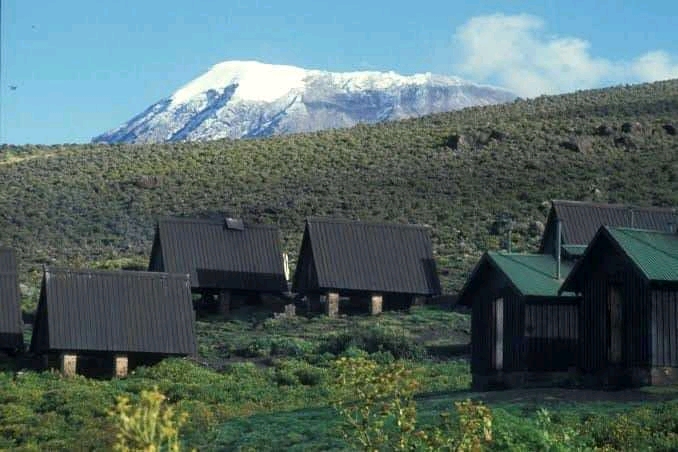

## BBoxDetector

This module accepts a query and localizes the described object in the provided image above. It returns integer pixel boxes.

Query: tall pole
[0,0,4,144]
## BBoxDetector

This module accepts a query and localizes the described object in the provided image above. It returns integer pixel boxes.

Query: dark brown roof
[148,217,287,293]
[540,200,677,255]
[292,218,441,295]
[30,268,197,355]
[0,248,24,351]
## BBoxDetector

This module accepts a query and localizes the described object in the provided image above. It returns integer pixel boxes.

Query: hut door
[494,298,504,370]
[608,286,622,364]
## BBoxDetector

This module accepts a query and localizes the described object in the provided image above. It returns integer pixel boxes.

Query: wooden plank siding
[578,248,652,373]
[471,288,522,374]
[525,300,578,371]
[651,289,678,367]
[468,261,580,376]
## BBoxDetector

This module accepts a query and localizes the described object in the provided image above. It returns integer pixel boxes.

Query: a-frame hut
[540,200,676,259]
[148,217,288,314]
[291,218,441,316]
[30,268,197,377]
[458,251,579,390]
[0,248,24,354]
[560,226,678,387]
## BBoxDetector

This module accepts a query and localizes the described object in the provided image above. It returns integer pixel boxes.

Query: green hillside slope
[1,79,677,300]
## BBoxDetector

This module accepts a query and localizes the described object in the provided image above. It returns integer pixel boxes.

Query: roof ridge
[490,252,566,280]
[44,267,190,279]
[609,226,677,234]
[306,217,429,229]
[157,216,279,229]
[553,199,677,212]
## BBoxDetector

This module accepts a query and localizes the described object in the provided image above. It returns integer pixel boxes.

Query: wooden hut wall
[650,288,678,368]
[524,299,578,371]
[470,266,523,375]
[578,244,651,373]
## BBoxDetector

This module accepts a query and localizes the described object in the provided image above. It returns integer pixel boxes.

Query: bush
[273,360,326,387]
[331,356,493,451]
[108,386,189,451]
[321,324,426,360]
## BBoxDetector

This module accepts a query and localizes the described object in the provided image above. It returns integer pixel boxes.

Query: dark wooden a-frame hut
[292,218,440,316]
[30,268,197,377]
[560,226,678,387]
[540,200,676,259]
[0,248,24,353]
[148,217,288,314]
[458,251,578,390]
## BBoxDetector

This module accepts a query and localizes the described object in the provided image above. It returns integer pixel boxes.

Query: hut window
[494,297,503,370]
[225,218,245,231]
[608,285,623,364]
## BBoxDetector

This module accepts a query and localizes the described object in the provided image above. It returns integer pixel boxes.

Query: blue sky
[1,0,677,144]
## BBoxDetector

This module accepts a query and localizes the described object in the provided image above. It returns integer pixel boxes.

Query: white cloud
[631,51,678,82]
[453,13,678,97]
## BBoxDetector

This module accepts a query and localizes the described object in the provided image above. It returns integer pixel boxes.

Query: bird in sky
[9,85,17,91]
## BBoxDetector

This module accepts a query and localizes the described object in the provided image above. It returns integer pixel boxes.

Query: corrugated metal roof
[0,248,24,351]
[30,268,197,355]
[485,252,575,297]
[562,244,587,257]
[292,218,441,295]
[540,200,677,251]
[605,227,678,282]
[149,217,287,292]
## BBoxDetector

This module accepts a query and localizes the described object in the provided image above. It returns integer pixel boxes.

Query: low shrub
[321,324,426,360]
[108,386,190,451]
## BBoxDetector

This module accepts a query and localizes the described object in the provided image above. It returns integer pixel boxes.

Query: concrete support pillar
[284,304,296,317]
[412,296,426,307]
[370,294,383,315]
[219,290,231,317]
[61,353,77,377]
[115,354,129,378]
[326,292,340,318]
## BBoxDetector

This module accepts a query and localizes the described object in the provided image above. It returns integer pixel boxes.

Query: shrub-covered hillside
[1,79,678,299]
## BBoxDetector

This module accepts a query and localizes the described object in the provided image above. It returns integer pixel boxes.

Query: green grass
[4,303,678,450]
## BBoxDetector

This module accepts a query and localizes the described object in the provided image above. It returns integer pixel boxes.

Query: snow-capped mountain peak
[93,60,516,144]
[171,60,309,104]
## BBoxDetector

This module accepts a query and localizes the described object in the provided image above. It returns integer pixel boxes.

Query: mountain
[92,60,516,143]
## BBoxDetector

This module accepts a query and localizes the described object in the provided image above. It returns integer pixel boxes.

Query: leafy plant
[331,356,493,451]
[108,387,189,452]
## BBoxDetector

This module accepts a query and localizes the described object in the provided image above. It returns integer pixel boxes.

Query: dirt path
[0,151,62,166]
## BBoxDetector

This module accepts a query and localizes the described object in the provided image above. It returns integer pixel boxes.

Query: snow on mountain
[93,60,516,144]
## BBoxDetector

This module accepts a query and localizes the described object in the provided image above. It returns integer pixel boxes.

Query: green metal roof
[562,244,587,257]
[487,252,575,297]
[606,227,678,282]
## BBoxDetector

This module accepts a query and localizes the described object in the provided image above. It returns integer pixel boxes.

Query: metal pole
[556,220,562,279]
[0,0,4,144]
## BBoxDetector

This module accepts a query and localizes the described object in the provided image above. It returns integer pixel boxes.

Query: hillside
[2,79,678,303]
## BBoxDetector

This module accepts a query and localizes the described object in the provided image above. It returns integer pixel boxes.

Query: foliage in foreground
[3,352,678,450]
[109,387,190,452]
[331,357,492,451]
[330,356,678,452]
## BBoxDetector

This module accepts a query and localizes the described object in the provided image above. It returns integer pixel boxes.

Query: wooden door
[494,298,504,370]
[608,286,623,364]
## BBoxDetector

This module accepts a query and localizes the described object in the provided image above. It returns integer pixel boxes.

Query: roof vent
[225,217,244,231]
